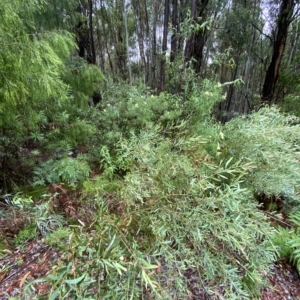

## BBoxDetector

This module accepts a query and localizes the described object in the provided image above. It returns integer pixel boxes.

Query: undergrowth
[26,125,277,299]
[272,211,300,273]
[6,79,300,299]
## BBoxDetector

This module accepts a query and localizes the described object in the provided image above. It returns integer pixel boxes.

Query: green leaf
[64,274,86,285]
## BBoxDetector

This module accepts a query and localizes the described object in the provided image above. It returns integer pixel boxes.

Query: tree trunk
[170,0,178,63]
[150,2,158,90]
[160,0,170,92]
[132,0,147,81]
[76,1,102,106]
[123,0,132,85]
[88,0,96,64]
[261,0,295,103]
[184,0,210,74]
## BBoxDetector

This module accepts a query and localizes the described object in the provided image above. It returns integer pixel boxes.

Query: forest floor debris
[0,240,299,299]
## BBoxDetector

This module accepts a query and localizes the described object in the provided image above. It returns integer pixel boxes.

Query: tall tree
[76,0,102,105]
[261,0,296,103]
[184,0,210,74]
[123,0,132,84]
[160,0,170,91]
[170,0,179,63]
[132,0,149,82]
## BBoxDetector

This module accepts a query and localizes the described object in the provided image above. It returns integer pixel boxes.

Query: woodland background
[1,0,300,299]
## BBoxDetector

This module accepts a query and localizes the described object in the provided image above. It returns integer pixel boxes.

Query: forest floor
[0,192,300,299]
[0,239,299,299]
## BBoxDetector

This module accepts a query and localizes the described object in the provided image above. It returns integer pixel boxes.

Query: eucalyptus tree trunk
[76,0,101,105]
[184,0,210,74]
[261,0,296,103]
[143,0,150,85]
[287,20,300,67]
[150,1,158,89]
[160,0,170,92]
[88,0,96,64]
[99,0,114,73]
[132,0,147,82]
[95,3,105,71]
[123,0,132,85]
[170,0,179,63]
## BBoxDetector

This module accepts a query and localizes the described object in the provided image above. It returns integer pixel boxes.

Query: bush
[25,126,278,299]
[33,155,91,187]
[222,106,300,210]
[272,211,300,273]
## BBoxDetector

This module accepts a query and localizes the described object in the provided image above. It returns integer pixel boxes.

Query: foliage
[2,0,300,298]
[222,106,300,209]
[288,211,300,272]
[11,196,65,246]
[271,211,300,273]
[33,155,91,187]
[45,227,72,248]
[63,56,106,105]
[14,224,37,246]
[0,0,104,190]
[0,0,74,119]
[89,81,183,150]
[25,220,160,300]
[278,80,300,116]
[21,124,278,299]
[10,194,34,209]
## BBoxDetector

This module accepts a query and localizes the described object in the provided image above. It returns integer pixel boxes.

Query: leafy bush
[222,106,300,210]
[24,126,278,299]
[271,211,300,273]
[14,224,37,246]
[33,155,91,186]
[288,212,300,272]
[89,82,183,150]
[0,0,104,190]
[45,227,72,248]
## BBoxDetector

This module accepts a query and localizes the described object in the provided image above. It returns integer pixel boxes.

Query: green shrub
[271,211,300,273]
[25,126,278,299]
[222,106,300,210]
[33,155,91,186]
[288,211,300,272]
[45,227,72,248]
[14,224,37,246]
[89,82,183,150]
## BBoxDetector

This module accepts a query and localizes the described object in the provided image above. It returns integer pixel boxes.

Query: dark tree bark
[76,1,101,106]
[76,3,88,60]
[88,0,96,65]
[160,0,170,92]
[261,0,296,103]
[184,0,210,74]
[150,2,158,90]
[170,0,179,62]
[132,0,148,82]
